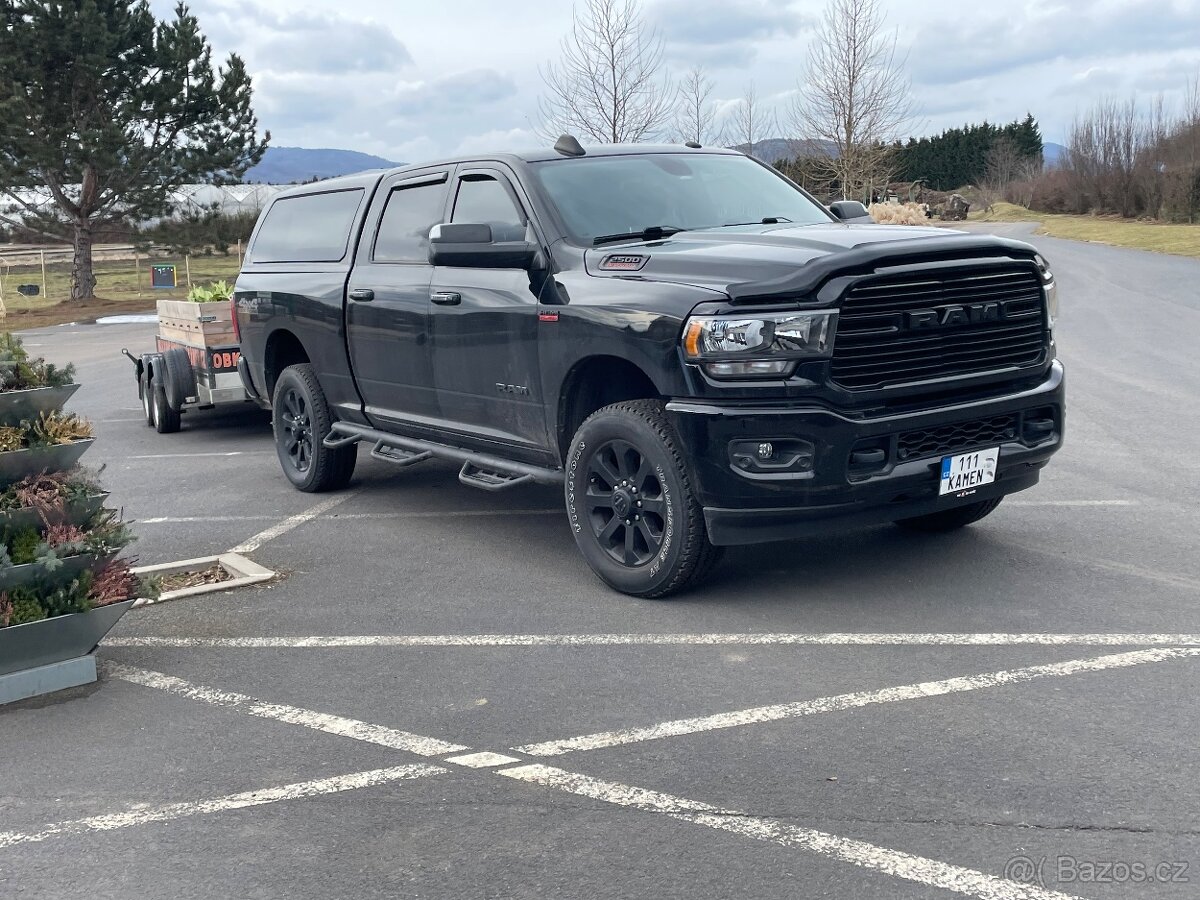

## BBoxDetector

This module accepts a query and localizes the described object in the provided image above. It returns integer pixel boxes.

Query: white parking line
[137,509,560,525]
[1005,499,1138,506]
[103,632,1200,649]
[0,765,444,849]
[230,493,357,553]
[107,664,469,757]
[128,451,275,459]
[499,764,1084,900]
[515,647,1200,756]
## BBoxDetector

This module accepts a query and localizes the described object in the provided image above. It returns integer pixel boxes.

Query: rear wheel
[565,400,721,599]
[151,377,181,434]
[272,364,356,492]
[894,497,1003,532]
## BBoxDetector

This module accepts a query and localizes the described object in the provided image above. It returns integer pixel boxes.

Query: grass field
[970,201,1200,259]
[0,253,242,330]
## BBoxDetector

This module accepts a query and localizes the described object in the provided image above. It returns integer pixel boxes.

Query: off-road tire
[565,399,722,599]
[894,496,1003,533]
[151,378,181,434]
[272,363,356,492]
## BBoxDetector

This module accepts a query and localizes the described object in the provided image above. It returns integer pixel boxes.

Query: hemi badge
[538,311,559,322]
[600,254,648,271]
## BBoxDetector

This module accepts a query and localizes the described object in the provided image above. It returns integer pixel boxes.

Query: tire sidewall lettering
[648,463,674,578]
[566,439,585,534]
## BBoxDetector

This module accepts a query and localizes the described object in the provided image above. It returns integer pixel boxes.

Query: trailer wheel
[140,368,154,427]
[152,376,182,434]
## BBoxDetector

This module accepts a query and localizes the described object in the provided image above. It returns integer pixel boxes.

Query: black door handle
[349,288,374,302]
[432,292,461,306]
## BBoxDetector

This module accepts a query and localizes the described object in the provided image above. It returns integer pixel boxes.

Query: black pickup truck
[234,139,1064,598]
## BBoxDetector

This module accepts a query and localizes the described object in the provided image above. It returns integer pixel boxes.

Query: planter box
[0,493,107,532]
[0,599,135,703]
[156,299,236,346]
[0,440,93,486]
[0,598,133,677]
[0,550,117,593]
[0,384,80,426]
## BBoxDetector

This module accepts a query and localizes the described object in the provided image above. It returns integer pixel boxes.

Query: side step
[458,462,533,492]
[324,422,563,489]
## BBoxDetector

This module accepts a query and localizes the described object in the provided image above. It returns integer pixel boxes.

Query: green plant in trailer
[187,280,234,303]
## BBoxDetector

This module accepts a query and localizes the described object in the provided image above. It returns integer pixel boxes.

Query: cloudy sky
[151,0,1200,162]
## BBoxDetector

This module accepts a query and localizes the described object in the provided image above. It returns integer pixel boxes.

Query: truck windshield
[528,153,833,245]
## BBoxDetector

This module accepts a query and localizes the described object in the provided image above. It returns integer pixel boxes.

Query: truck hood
[582,223,1039,303]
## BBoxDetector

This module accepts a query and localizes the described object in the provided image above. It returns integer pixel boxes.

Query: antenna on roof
[684,141,702,149]
[554,134,586,157]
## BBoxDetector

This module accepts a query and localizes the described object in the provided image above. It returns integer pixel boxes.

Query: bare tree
[978,136,1023,212]
[724,82,778,159]
[673,66,717,145]
[538,0,674,144]
[788,0,913,200]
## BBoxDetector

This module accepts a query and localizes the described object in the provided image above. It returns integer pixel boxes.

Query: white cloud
[146,0,1200,156]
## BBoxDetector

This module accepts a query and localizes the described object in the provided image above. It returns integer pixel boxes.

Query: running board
[458,462,534,491]
[324,422,563,487]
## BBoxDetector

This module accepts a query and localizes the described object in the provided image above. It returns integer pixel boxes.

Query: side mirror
[428,223,538,269]
[828,201,873,223]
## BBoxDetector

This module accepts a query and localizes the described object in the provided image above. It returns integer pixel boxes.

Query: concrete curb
[131,553,276,607]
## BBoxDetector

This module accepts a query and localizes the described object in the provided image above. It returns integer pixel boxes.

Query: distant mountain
[1043,142,1066,167]
[243,147,401,184]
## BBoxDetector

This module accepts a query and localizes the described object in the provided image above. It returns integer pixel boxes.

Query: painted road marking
[445,752,523,768]
[515,647,1200,756]
[1005,499,1138,506]
[107,664,469,757]
[137,509,560,525]
[0,765,443,849]
[127,451,275,459]
[499,764,1085,900]
[104,632,1200,649]
[230,493,357,554]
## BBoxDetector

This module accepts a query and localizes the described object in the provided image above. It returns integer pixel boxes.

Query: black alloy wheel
[565,399,722,598]
[585,439,668,567]
[271,363,356,492]
[278,385,313,475]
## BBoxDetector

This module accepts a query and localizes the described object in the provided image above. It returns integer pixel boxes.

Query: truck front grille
[831,267,1047,390]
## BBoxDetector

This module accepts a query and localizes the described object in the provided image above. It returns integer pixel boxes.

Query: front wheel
[565,400,721,599]
[894,497,1003,532]
[272,364,356,492]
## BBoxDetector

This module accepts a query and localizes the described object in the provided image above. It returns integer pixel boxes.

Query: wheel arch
[556,355,663,460]
[263,328,311,401]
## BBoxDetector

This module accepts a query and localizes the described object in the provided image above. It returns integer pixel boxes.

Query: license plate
[939,447,999,496]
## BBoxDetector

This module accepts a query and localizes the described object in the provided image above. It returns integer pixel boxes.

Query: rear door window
[250,189,364,262]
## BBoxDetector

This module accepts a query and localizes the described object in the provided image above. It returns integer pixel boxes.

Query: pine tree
[0,0,268,301]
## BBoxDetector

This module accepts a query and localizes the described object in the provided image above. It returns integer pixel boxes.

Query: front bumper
[666,362,1065,546]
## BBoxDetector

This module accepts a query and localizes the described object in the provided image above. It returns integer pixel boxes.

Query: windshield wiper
[720,216,794,226]
[592,225,687,246]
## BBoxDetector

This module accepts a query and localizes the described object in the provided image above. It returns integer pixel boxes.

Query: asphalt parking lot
[2,224,1198,900]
